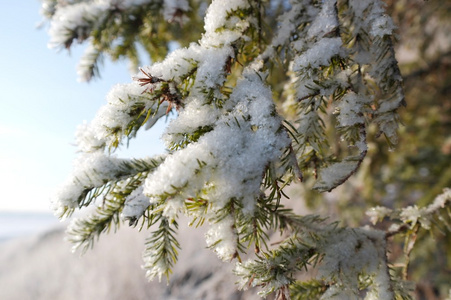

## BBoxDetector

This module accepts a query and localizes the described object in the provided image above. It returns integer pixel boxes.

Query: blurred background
[0,0,165,234]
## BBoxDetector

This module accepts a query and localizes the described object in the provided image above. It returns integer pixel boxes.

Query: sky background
[0,1,166,212]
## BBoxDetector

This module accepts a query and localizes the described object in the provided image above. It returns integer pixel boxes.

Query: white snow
[86,81,167,149]
[205,215,237,261]
[426,188,451,213]
[307,0,338,39]
[51,152,123,215]
[319,228,393,300]
[293,38,343,70]
[313,160,359,192]
[202,0,250,46]
[144,73,290,215]
[366,206,393,225]
[335,92,367,127]
[122,185,150,223]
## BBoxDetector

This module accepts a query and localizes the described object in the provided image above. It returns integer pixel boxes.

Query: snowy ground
[0,212,58,242]
[0,215,261,300]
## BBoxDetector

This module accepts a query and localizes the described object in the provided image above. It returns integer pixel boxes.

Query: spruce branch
[367,188,451,233]
[42,1,431,299]
[185,196,210,228]
[77,44,104,82]
[235,234,318,297]
[206,198,241,261]
[143,216,181,282]
[66,192,124,253]
[65,172,147,253]
[54,156,164,218]
[237,196,272,253]
[289,279,329,300]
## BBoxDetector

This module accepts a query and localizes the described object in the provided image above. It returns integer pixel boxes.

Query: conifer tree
[41,0,451,299]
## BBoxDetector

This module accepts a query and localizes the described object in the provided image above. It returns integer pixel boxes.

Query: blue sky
[0,1,165,212]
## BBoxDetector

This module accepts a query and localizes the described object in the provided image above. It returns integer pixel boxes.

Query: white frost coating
[237,258,291,293]
[195,46,234,89]
[348,0,387,34]
[370,14,395,38]
[296,109,325,147]
[399,205,423,227]
[75,121,106,153]
[47,0,156,48]
[336,92,367,127]
[295,78,316,100]
[399,204,434,230]
[122,185,150,222]
[237,226,394,298]
[347,0,398,76]
[205,216,237,261]
[349,0,395,39]
[234,262,252,290]
[145,144,212,202]
[138,0,258,227]
[93,82,147,134]
[47,2,106,48]
[366,206,393,225]
[368,189,451,231]
[307,0,337,38]
[293,38,343,70]
[142,45,199,81]
[320,228,393,300]
[261,1,317,60]
[138,4,243,87]
[51,152,126,215]
[364,265,395,300]
[144,73,290,258]
[77,43,100,82]
[145,73,290,209]
[143,248,170,282]
[140,43,232,85]
[133,0,250,106]
[202,0,250,46]
[374,115,399,145]
[426,188,451,213]
[372,84,404,112]
[163,97,219,144]
[313,160,359,192]
[271,2,304,46]
[87,81,168,148]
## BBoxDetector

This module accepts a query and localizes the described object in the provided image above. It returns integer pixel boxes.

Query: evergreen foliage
[41,0,451,299]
